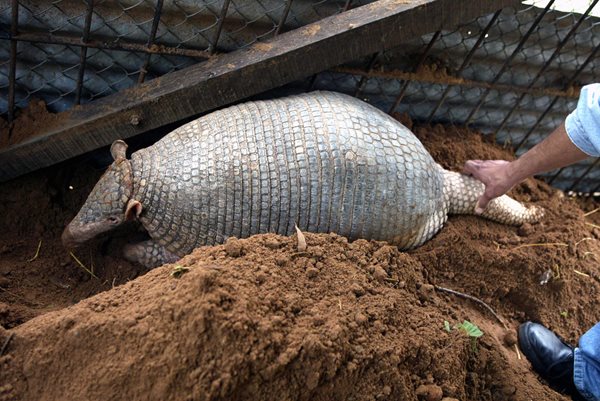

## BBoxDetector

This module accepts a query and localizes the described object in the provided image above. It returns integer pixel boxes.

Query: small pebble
[517,223,534,237]
[256,273,268,284]
[507,236,521,245]
[503,330,518,347]
[372,265,388,282]
[264,238,282,249]
[59,317,76,330]
[350,283,365,297]
[224,238,243,257]
[416,384,443,401]
[306,267,319,279]
[502,385,516,396]
[417,284,436,302]
[354,312,368,325]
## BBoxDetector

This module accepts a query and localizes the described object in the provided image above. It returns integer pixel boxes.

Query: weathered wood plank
[0,0,520,182]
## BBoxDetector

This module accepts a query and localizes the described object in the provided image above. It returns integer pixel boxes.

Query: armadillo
[62,91,543,268]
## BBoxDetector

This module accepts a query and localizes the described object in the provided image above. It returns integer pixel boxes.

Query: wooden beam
[0,0,520,182]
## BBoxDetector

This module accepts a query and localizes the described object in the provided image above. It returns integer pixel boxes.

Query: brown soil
[0,99,68,149]
[1,121,599,401]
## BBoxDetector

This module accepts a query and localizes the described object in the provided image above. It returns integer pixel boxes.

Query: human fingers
[475,191,492,214]
[462,160,483,176]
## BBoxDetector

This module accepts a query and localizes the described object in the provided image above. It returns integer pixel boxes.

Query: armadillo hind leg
[123,240,180,268]
[442,169,544,225]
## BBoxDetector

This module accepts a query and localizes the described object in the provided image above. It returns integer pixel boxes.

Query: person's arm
[464,123,589,213]
[464,83,600,213]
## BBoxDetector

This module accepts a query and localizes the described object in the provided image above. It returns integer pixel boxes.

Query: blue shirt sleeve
[565,83,600,157]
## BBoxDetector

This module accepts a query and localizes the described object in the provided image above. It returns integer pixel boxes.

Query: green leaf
[444,320,451,332]
[170,265,190,278]
[457,320,483,338]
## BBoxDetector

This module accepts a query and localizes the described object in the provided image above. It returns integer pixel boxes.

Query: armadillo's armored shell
[130,91,448,257]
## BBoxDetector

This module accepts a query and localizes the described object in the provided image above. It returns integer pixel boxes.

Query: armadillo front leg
[123,240,180,268]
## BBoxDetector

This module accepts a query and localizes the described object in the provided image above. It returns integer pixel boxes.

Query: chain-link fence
[309,2,600,192]
[1,0,599,192]
[0,0,369,116]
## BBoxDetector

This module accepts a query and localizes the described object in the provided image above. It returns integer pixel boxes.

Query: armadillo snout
[61,219,115,249]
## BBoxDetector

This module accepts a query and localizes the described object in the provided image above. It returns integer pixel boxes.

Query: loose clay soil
[0,99,67,149]
[1,119,599,401]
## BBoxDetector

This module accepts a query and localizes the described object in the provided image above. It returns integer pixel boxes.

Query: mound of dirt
[0,99,67,149]
[0,121,599,401]
[0,233,566,401]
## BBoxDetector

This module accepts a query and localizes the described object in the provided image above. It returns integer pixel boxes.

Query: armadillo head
[62,140,142,249]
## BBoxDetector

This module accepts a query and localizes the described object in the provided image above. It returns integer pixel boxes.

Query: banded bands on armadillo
[62,91,543,268]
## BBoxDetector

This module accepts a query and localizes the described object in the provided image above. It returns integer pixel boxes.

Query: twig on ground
[27,240,42,262]
[0,286,26,302]
[553,264,561,280]
[585,222,600,230]
[69,252,99,279]
[575,237,594,248]
[583,252,597,260]
[434,285,507,329]
[584,208,600,217]
[514,344,522,360]
[513,242,568,251]
[89,249,95,276]
[573,269,590,278]
[0,333,14,357]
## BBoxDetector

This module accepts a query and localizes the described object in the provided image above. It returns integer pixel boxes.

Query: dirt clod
[418,283,436,303]
[372,265,388,282]
[224,237,243,257]
[416,384,444,401]
[504,330,518,347]
[517,223,535,237]
[306,266,319,279]
[0,99,68,149]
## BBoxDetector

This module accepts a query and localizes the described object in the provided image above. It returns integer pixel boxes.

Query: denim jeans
[565,83,600,157]
[574,322,600,401]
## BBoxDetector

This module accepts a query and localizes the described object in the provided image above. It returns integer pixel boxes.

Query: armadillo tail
[442,169,544,225]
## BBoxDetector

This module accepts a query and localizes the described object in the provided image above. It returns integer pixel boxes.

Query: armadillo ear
[125,199,143,221]
[110,140,128,161]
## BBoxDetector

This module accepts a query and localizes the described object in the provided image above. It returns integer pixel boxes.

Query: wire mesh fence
[0,0,365,116]
[0,0,599,192]
[309,1,600,192]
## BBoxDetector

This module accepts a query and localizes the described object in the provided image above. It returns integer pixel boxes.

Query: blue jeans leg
[574,322,600,401]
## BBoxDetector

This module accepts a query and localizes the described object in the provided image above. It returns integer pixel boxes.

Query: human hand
[463,160,518,213]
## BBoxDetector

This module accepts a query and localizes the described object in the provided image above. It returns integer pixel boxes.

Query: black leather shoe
[518,322,581,398]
